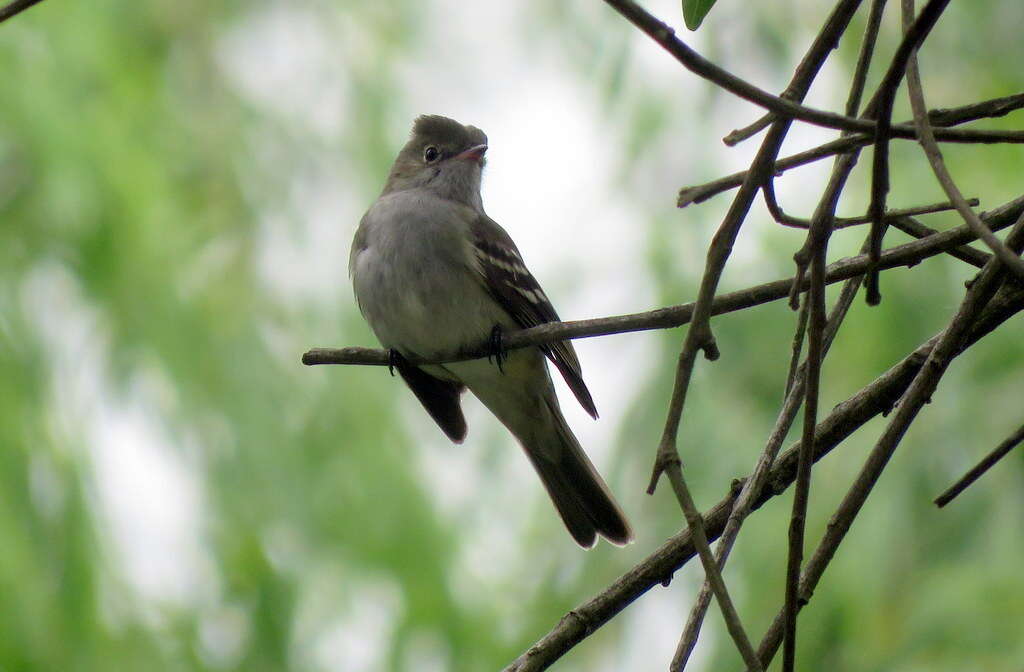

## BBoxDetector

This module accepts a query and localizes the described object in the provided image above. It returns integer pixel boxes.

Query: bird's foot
[388,349,403,377]
[487,324,507,374]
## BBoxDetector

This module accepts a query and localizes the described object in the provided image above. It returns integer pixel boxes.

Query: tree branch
[644,0,866,496]
[503,281,1024,672]
[303,194,1024,368]
[901,1,1024,282]
[934,422,1024,507]
[662,461,762,671]
[602,0,1010,144]
[752,210,1024,670]
[677,93,1024,208]
[672,231,872,670]
[865,0,952,304]
[0,0,44,23]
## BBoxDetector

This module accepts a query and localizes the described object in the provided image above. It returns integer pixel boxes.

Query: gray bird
[349,115,632,547]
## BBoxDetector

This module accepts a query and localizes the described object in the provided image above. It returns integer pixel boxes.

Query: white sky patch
[21,262,213,609]
[291,570,404,672]
[198,602,251,669]
[218,4,367,309]
[217,4,348,139]
[616,567,712,672]
[89,399,210,606]
[400,629,451,672]
[252,168,363,308]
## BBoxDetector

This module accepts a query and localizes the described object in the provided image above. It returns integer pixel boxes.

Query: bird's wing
[469,215,597,418]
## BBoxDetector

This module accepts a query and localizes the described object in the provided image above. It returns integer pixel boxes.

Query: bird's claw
[388,349,401,377]
[487,324,507,374]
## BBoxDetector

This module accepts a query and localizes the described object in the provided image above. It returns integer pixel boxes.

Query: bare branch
[673,234,870,670]
[776,198,981,230]
[677,93,1024,208]
[753,211,1024,670]
[644,0,865,496]
[888,215,990,267]
[934,423,1024,507]
[723,113,774,146]
[865,0,953,304]
[781,89,877,664]
[601,0,1019,147]
[0,0,44,23]
[502,282,1024,672]
[902,1,1024,282]
[662,461,762,671]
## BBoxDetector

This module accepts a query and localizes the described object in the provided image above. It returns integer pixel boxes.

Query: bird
[349,115,632,547]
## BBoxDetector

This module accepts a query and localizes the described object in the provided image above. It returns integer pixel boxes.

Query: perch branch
[304,193,1024,368]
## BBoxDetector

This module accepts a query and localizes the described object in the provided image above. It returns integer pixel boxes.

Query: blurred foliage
[1,0,1022,671]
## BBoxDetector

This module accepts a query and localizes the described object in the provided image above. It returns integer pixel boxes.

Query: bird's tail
[524,397,633,548]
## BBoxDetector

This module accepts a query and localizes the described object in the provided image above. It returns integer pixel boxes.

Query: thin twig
[772,197,978,230]
[724,0,884,151]
[901,1,1024,282]
[678,7,887,655]
[602,0,875,136]
[784,296,809,397]
[677,93,1024,208]
[781,8,940,655]
[0,0,44,23]
[888,216,990,267]
[782,198,825,672]
[782,138,867,672]
[934,423,1024,507]
[844,0,889,121]
[723,113,774,146]
[601,0,1015,143]
[672,236,871,671]
[663,462,762,671]
[865,0,953,304]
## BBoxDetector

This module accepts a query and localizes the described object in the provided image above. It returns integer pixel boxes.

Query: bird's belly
[353,247,513,358]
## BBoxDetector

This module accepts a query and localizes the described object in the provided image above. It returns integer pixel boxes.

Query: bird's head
[383,115,488,209]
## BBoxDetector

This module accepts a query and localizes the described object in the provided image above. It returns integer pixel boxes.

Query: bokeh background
[2,0,1023,670]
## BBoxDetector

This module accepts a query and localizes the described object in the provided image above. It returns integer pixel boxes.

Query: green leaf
[683,0,717,30]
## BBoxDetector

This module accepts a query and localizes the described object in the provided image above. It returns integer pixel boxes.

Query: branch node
[647,446,682,495]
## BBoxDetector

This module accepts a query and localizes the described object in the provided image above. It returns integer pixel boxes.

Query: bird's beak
[455,144,488,162]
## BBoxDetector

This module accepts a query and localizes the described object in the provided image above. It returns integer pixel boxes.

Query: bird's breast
[351,196,514,358]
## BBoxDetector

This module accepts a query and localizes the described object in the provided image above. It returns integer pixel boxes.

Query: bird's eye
[424,146,440,163]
